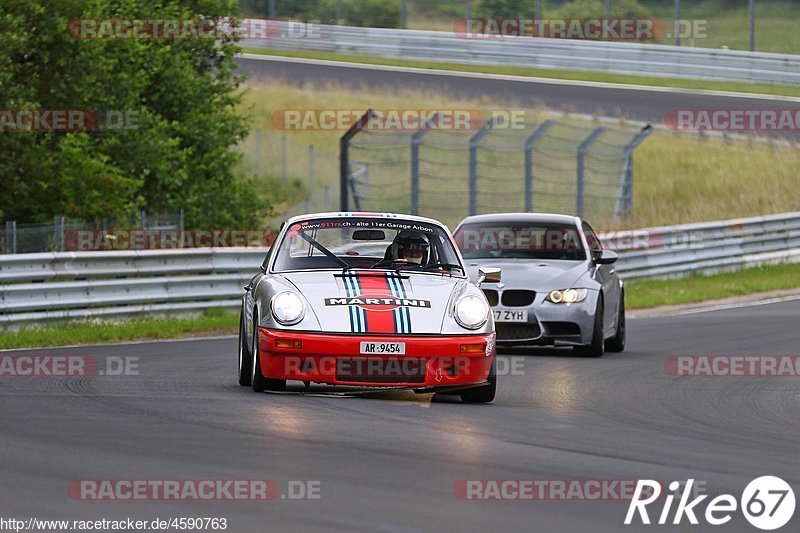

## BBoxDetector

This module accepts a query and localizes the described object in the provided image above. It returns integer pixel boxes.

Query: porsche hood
[279,271,464,334]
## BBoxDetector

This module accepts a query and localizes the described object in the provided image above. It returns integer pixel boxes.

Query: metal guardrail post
[523,120,555,213]
[339,109,375,211]
[614,124,652,219]
[469,116,501,216]
[576,127,606,218]
[410,112,441,216]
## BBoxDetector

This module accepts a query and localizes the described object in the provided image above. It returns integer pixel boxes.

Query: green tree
[0,0,264,227]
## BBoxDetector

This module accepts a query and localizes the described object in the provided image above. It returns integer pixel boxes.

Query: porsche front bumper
[257,328,495,389]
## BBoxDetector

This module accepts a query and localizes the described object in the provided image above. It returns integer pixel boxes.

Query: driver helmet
[392,230,430,265]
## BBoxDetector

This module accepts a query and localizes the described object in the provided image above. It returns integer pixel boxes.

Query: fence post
[469,116,501,216]
[141,210,147,231]
[53,215,59,252]
[281,136,288,179]
[59,216,65,251]
[340,109,375,211]
[614,124,652,219]
[255,128,262,175]
[309,145,315,196]
[5,220,16,254]
[523,120,555,213]
[179,208,185,233]
[410,112,441,215]
[674,0,681,46]
[576,127,606,218]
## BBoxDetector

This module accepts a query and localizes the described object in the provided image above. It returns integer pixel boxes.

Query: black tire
[460,358,496,404]
[605,292,626,353]
[574,297,604,357]
[251,312,287,393]
[238,311,251,386]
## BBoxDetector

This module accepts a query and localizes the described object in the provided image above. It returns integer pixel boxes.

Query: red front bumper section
[258,328,495,390]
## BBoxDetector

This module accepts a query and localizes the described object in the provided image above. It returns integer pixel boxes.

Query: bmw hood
[278,271,464,334]
[466,259,592,291]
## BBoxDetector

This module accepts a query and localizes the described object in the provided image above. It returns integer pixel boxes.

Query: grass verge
[626,262,800,309]
[241,48,800,99]
[0,308,238,350]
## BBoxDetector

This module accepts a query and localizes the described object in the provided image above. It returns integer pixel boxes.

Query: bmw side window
[583,223,602,253]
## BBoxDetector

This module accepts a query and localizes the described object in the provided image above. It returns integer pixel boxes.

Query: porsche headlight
[455,295,489,330]
[548,289,588,304]
[271,291,305,325]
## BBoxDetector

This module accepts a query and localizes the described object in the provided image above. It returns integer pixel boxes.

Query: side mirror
[477,267,501,284]
[595,250,618,265]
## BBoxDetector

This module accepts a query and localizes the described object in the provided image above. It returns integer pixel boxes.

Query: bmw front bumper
[491,290,600,346]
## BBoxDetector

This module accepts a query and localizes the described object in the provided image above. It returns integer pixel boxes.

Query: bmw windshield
[454,222,587,261]
[271,217,464,275]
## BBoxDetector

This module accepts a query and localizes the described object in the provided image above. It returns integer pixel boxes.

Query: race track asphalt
[1,298,799,532]
[236,55,800,140]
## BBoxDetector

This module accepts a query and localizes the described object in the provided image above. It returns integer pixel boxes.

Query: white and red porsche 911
[237,212,501,403]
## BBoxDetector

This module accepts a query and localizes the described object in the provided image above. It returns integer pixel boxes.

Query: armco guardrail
[241,22,800,85]
[600,211,800,279]
[1,212,799,325]
[0,249,265,325]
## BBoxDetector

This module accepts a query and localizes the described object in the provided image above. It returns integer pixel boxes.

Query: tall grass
[240,79,800,229]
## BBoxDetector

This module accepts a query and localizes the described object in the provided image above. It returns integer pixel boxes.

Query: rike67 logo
[626,477,795,530]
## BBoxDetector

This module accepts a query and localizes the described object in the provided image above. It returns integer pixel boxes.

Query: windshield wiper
[296,231,350,271]
[425,262,465,274]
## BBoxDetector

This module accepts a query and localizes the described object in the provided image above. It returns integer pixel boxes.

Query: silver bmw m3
[453,213,625,357]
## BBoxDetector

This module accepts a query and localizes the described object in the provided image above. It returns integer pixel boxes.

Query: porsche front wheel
[460,358,496,404]
[238,311,251,386]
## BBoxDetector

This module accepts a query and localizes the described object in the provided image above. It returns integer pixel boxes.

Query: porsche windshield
[454,222,587,261]
[271,217,464,274]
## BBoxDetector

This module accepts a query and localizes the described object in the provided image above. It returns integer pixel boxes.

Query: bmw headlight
[454,295,489,330]
[547,289,588,304]
[271,291,305,325]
